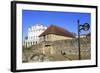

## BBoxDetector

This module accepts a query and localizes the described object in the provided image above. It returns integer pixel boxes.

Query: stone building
[39,25,76,55]
[39,25,75,42]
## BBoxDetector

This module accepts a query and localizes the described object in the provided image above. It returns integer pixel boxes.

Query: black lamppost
[77,20,90,60]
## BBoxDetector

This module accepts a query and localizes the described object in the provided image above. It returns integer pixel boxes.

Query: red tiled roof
[39,25,75,38]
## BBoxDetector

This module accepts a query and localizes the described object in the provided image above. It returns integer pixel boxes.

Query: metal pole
[78,20,81,60]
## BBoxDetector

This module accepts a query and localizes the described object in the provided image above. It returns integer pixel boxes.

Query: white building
[23,24,47,48]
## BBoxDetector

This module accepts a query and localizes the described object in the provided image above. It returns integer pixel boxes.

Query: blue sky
[22,10,91,40]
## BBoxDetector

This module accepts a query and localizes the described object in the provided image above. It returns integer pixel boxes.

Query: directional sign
[79,23,90,31]
[83,23,90,31]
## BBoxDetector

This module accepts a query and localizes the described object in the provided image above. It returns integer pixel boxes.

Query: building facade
[23,24,47,48]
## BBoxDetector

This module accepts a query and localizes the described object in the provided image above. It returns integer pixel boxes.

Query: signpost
[77,20,90,60]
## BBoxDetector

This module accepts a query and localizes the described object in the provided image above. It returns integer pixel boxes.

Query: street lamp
[77,20,90,60]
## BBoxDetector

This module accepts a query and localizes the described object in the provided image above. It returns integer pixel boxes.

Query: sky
[22,10,91,40]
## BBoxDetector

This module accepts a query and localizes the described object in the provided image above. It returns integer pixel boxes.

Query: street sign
[79,23,90,31]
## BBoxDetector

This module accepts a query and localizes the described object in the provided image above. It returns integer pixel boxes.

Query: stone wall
[42,39,91,59]
[22,38,91,62]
